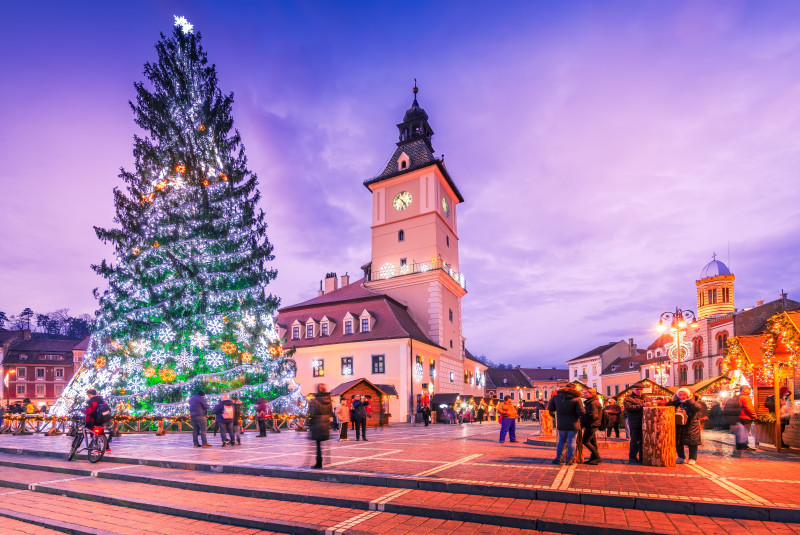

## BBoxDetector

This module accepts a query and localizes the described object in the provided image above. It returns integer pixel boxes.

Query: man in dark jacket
[352,394,368,441]
[766,387,793,448]
[188,391,211,448]
[213,394,236,447]
[85,388,112,452]
[581,388,603,464]
[623,384,646,463]
[308,384,333,469]
[547,383,585,465]
[604,398,622,438]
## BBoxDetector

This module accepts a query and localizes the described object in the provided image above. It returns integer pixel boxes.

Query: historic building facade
[566,340,633,392]
[277,87,485,422]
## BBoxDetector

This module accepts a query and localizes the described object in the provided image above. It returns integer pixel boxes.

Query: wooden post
[752,372,758,446]
[539,411,555,437]
[775,364,782,453]
[642,406,676,467]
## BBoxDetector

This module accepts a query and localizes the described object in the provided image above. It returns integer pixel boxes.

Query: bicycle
[68,417,107,463]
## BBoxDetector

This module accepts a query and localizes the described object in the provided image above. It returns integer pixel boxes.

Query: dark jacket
[623,392,646,428]
[604,403,622,425]
[765,395,791,423]
[581,394,603,428]
[213,399,235,423]
[666,397,703,446]
[233,400,243,421]
[85,395,106,426]
[309,392,333,441]
[547,387,585,431]
[352,399,367,420]
[255,399,268,421]
[188,394,208,419]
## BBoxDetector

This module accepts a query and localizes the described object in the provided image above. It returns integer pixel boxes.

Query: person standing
[666,387,703,464]
[308,384,333,469]
[230,394,243,445]
[335,397,350,441]
[734,385,757,452]
[623,384,646,464]
[352,394,368,441]
[213,394,236,447]
[548,383,585,465]
[581,388,603,464]
[604,398,622,438]
[477,403,485,424]
[709,401,723,431]
[766,386,794,448]
[188,390,211,448]
[497,396,518,443]
[255,398,268,438]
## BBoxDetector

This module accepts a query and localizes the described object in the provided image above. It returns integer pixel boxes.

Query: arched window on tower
[716,333,728,356]
[693,337,703,358]
[398,230,404,242]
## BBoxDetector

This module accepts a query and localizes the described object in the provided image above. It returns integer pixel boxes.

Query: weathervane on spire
[413,79,418,101]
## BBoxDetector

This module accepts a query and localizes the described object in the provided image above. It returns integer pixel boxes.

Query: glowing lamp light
[175,164,186,174]
[657,323,666,334]
[678,320,687,329]
[219,173,228,181]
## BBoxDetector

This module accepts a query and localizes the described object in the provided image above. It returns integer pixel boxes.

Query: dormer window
[292,326,300,340]
[344,320,352,335]
[321,323,328,336]
[306,324,314,338]
[359,310,374,332]
[320,316,335,337]
[397,152,410,171]
[361,318,370,332]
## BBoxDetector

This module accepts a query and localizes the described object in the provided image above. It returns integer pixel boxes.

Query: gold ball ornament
[94,356,106,369]
[241,351,253,363]
[158,367,177,382]
[143,366,156,378]
[220,341,237,355]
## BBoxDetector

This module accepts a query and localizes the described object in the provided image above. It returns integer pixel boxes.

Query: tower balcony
[369,258,467,291]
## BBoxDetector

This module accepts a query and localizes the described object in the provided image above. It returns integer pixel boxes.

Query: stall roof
[613,378,672,401]
[329,378,398,397]
[691,375,731,394]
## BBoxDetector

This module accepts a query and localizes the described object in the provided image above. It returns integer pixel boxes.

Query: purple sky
[2,2,800,366]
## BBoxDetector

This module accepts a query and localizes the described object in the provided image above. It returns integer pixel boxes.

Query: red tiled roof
[277,281,442,350]
[485,368,532,389]
[647,334,673,350]
[602,353,649,375]
[566,342,621,363]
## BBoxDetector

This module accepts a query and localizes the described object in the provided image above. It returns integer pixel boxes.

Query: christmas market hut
[330,378,398,427]
[613,379,672,404]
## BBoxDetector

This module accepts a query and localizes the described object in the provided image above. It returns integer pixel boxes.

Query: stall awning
[329,378,398,398]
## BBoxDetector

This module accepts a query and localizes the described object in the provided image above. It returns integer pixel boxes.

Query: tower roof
[699,254,732,279]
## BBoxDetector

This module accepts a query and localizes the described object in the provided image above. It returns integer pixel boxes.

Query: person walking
[335,397,350,441]
[255,398,268,437]
[477,403,485,424]
[308,384,333,469]
[230,394,243,445]
[623,384,646,464]
[497,396,518,443]
[548,383,585,465]
[352,394,368,441]
[766,386,794,448]
[188,390,211,448]
[666,387,703,464]
[709,401,723,431]
[604,398,622,438]
[213,394,236,447]
[581,388,603,464]
[734,385,757,452]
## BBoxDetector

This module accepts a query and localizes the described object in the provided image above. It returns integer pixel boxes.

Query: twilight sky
[2,1,800,367]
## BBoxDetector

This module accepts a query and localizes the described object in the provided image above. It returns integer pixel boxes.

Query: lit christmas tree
[52,16,302,417]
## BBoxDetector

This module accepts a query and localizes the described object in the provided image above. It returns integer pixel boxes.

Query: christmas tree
[52,16,302,417]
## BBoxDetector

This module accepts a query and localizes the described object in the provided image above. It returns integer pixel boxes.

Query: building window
[607,386,611,396]
[306,324,314,338]
[312,359,324,377]
[35,368,45,381]
[498,391,504,399]
[679,365,688,385]
[693,363,704,383]
[292,326,300,340]
[464,371,469,384]
[543,390,548,400]
[321,323,329,337]
[717,333,728,355]
[344,321,352,335]
[450,340,453,348]
[510,392,515,400]
[645,369,650,379]
[446,236,450,247]
[722,287,730,303]
[449,309,453,322]
[371,354,385,374]
[54,385,64,396]
[526,391,531,400]
[708,289,717,305]
[614,385,619,395]
[16,367,26,379]
[361,318,370,332]
[699,290,705,307]
[400,258,407,268]
[449,372,454,382]
[398,230,405,242]
[55,368,64,380]
[341,357,353,376]
[16,385,25,396]
[693,337,703,358]
[573,369,577,378]
[35,384,45,397]
[591,364,597,375]
[429,360,436,378]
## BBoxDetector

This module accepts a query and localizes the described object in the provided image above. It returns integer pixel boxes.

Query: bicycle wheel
[68,433,82,461]
[88,434,107,463]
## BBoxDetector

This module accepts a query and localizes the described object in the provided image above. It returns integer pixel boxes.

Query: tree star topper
[174,16,194,34]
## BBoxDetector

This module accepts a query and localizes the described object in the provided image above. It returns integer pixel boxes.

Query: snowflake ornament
[131,339,151,355]
[123,360,141,374]
[242,313,256,328]
[150,349,169,365]
[176,349,196,368]
[190,332,209,349]
[109,357,122,371]
[206,351,225,368]
[128,376,145,393]
[174,15,194,34]
[158,325,176,343]
[235,327,250,344]
[206,318,224,336]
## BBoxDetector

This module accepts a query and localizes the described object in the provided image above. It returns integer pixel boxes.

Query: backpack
[722,396,740,425]
[93,402,112,424]
[600,408,609,429]
[222,404,234,420]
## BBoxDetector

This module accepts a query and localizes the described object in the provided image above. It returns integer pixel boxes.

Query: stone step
[0,458,797,534]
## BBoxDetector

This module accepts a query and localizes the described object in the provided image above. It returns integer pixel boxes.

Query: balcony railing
[577,374,588,381]
[369,258,467,291]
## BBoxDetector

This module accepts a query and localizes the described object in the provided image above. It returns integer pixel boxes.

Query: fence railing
[369,258,467,290]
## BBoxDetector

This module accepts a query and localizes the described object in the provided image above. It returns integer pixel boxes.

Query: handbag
[675,407,688,426]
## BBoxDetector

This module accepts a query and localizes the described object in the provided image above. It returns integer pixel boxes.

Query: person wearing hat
[765,386,794,448]
[547,383,585,465]
[623,383,646,464]
[666,387,703,464]
[581,388,603,464]
[497,395,518,443]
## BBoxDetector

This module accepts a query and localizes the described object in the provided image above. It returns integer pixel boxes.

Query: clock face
[393,191,412,211]
[442,197,450,217]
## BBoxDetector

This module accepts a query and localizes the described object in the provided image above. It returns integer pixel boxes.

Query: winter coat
[738,394,756,421]
[188,394,208,419]
[352,399,368,420]
[85,395,106,425]
[666,397,703,446]
[335,402,350,424]
[498,400,518,419]
[581,395,603,428]
[233,400,243,421]
[623,392,646,428]
[547,387,585,431]
[213,400,235,423]
[766,395,793,424]
[255,400,268,421]
[604,403,622,426]
[309,392,333,442]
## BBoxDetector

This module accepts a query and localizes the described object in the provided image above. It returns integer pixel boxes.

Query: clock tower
[363,85,467,369]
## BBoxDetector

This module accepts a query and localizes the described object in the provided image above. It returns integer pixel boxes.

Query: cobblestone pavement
[0,421,796,534]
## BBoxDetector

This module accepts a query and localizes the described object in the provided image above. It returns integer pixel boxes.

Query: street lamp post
[657,307,699,385]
